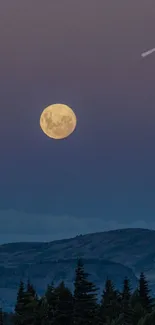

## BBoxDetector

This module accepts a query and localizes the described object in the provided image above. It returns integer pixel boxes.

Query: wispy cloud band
[0,209,155,244]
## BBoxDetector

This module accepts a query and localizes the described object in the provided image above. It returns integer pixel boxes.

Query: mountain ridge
[0,227,154,246]
[0,228,155,311]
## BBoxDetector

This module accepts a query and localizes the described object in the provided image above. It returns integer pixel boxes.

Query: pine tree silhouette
[54,281,73,325]
[45,282,58,323]
[73,259,98,325]
[100,278,121,324]
[121,277,133,325]
[14,280,26,325]
[138,272,153,313]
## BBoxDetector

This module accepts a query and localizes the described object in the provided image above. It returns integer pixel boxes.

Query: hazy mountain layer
[0,228,155,310]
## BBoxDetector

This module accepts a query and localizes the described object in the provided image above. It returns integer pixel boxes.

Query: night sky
[0,0,155,243]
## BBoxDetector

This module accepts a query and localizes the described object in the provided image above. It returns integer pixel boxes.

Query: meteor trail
[141,48,155,58]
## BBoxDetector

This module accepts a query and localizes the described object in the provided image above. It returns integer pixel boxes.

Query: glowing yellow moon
[40,104,77,139]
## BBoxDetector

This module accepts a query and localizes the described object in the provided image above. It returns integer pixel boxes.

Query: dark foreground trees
[73,259,98,325]
[100,278,121,324]
[2,260,155,325]
[13,280,38,325]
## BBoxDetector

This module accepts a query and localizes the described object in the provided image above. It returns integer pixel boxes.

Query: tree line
[0,259,155,325]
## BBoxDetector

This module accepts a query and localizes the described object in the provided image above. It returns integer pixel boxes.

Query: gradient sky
[0,0,155,243]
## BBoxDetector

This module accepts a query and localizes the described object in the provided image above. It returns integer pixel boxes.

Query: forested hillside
[1,259,155,325]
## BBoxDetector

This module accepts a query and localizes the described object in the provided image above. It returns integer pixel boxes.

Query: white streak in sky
[141,48,155,58]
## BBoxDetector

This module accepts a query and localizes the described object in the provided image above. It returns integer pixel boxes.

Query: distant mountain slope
[0,228,154,263]
[0,228,155,310]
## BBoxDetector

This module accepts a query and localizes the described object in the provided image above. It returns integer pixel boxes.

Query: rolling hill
[0,228,155,310]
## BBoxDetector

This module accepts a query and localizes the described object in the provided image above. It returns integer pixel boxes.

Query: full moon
[40,104,77,139]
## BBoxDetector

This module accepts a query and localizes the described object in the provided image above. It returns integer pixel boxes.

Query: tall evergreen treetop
[73,259,98,325]
[100,279,121,324]
[54,281,73,325]
[121,277,133,325]
[26,279,37,299]
[122,277,131,301]
[45,282,58,322]
[14,280,25,314]
[138,272,153,312]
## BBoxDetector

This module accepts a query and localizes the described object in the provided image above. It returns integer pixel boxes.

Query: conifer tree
[122,277,131,301]
[100,279,121,324]
[10,266,155,325]
[121,277,133,325]
[73,259,98,325]
[54,281,73,325]
[23,280,38,325]
[14,280,26,325]
[27,279,38,300]
[138,272,153,313]
[131,288,146,325]
[24,279,38,305]
[45,282,58,323]
[14,280,38,325]
[34,296,49,325]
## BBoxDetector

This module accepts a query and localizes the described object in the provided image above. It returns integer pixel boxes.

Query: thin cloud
[0,209,155,244]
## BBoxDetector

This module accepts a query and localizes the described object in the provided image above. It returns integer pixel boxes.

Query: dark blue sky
[0,0,155,243]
